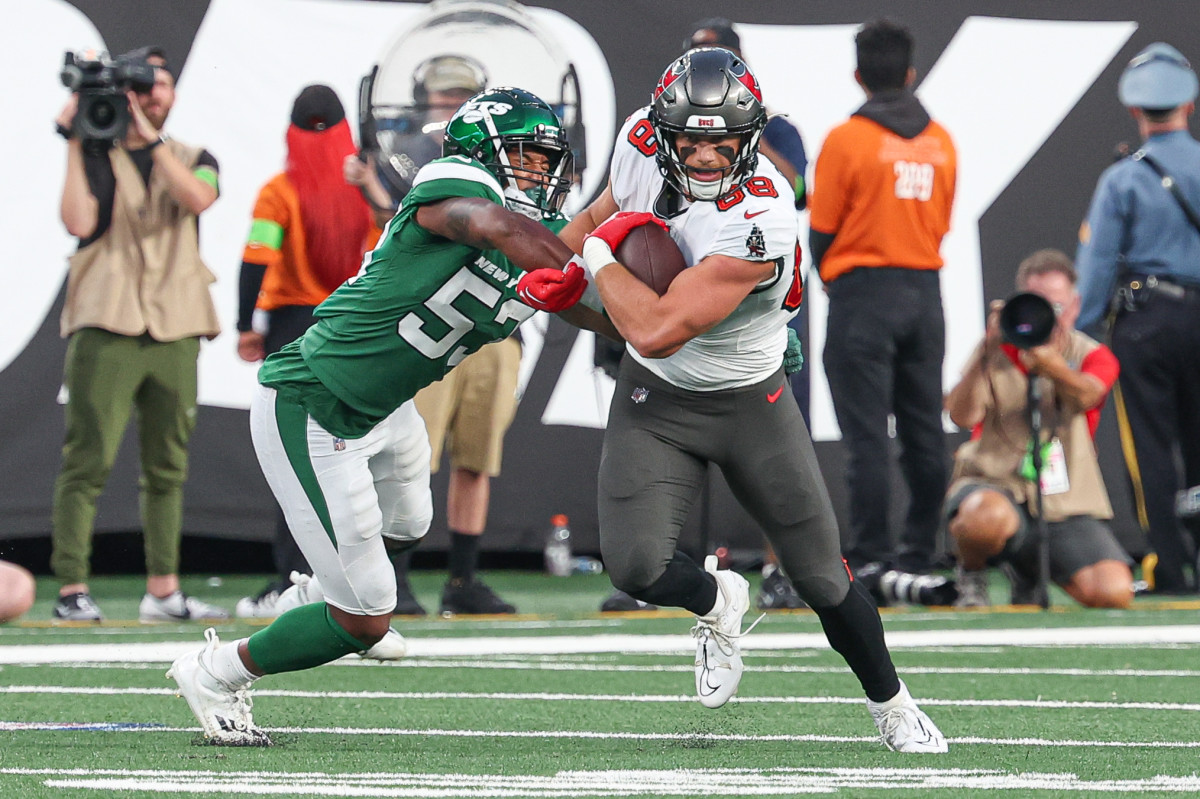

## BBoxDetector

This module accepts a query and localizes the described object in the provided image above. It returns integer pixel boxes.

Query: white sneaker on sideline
[867,680,948,753]
[166,628,271,747]
[359,627,408,661]
[691,555,753,709]
[234,584,283,619]
[272,571,323,615]
[139,591,228,623]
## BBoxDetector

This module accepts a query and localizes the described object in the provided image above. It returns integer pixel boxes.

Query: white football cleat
[867,680,948,753]
[166,628,271,747]
[359,627,408,661]
[234,585,283,619]
[271,571,323,615]
[691,555,753,709]
[139,591,228,623]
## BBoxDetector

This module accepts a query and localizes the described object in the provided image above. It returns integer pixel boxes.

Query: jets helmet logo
[460,101,513,123]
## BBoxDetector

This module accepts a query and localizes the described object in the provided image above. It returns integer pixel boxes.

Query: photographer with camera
[50,46,226,622]
[943,249,1132,609]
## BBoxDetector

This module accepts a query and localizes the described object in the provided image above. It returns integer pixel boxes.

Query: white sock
[872,680,910,711]
[209,637,258,690]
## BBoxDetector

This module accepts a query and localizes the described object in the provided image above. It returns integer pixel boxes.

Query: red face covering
[285,119,372,293]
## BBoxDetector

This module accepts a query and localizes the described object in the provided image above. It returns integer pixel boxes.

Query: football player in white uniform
[557,47,946,753]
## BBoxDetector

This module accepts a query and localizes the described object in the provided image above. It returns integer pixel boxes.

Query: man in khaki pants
[411,337,523,615]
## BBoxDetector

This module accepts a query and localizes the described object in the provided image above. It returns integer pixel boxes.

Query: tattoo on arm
[443,202,478,245]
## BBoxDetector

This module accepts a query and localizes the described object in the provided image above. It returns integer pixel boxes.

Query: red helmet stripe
[654,61,684,100]
[733,67,762,103]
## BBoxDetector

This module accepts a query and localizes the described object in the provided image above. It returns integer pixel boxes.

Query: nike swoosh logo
[698,647,721,695]
[744,209,768,219]
[767,386,784,403]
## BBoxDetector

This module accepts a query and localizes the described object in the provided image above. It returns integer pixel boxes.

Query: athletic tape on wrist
[582,236,617,277]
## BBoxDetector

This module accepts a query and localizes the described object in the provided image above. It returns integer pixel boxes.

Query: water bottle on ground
[544,514,573,577]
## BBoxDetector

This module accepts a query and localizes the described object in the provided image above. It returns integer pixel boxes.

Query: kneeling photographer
[942,249,1133,609]
[50,46,225,623]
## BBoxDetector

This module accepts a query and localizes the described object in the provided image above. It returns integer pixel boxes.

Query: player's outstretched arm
[417,196,575,268]
[416,196,619,340]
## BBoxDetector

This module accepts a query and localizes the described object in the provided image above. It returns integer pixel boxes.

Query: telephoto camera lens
[856,562,959,607]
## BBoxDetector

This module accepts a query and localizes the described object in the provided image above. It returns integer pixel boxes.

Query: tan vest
[949,332,1113,521]
[60,141,221,341]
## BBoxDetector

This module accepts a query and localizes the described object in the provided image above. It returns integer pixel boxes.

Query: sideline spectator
[1075,42,1200,595]
[346,55,524,616]
[51,47,226,623]
[0,560,35,623]
[809,18,957,576]
[233,85,376,619]
[945,250,1133,608]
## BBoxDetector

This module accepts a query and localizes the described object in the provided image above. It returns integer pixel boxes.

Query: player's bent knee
[608,562,663,595]
[328,606,391,647]
[793,573,849,609]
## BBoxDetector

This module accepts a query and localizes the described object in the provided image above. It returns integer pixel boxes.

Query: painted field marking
[4,684,1200,714]
[0,766,1196,796]
[3,624,1200,664]
[1,726,1199,749]
[12,657,1200,680]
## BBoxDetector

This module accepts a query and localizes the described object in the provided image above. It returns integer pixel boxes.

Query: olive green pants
[51,329,200,584]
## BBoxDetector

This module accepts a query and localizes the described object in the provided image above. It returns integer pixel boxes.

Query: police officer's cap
[1118,42,1199,110]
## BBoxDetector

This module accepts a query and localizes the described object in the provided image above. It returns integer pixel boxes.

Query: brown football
[614,221,688,296]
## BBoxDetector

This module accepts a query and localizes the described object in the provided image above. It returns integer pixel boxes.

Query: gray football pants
[599,358,850,608]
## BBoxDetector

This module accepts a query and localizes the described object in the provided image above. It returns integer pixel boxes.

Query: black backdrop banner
[3,0,1189,564]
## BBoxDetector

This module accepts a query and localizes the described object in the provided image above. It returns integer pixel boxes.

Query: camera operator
[943,249,1133,609]
[50,46,226,623]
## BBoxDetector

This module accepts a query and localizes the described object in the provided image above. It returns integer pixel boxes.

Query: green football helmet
[443,86,573,218]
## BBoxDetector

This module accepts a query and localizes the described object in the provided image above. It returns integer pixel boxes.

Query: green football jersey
[258,156,563,439]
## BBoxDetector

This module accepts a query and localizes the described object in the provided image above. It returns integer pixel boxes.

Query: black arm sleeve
[808,229,836,276]
[237,261,267,332]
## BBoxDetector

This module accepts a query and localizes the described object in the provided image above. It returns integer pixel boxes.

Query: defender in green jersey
[168,88,610,746]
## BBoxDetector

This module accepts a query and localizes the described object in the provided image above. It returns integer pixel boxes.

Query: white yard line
[1,624,1199,664]
[2,766,1198,796]
[1,726,1199,750]
[18,660,1200,679]
[4,684,1200,713]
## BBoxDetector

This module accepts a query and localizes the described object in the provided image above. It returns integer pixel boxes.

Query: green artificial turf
[1,570,1198,798]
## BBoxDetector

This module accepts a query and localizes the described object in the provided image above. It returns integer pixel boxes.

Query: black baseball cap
[684,18,741,55]
[123,45,174,80]
[290,84,345,131]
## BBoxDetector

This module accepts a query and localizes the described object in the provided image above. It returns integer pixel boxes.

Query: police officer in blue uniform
[1076,42,1200,594]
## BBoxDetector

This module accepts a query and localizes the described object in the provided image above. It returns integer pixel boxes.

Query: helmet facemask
[649,47,767,201]
[494,136,574,219]
[444,87,574,218]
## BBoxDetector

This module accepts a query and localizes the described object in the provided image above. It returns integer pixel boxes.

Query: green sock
[246,603,366,675]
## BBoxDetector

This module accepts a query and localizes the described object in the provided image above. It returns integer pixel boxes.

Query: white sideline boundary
[0,624,1198,664]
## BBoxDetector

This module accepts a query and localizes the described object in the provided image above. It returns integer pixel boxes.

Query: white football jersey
[610,108,802,391]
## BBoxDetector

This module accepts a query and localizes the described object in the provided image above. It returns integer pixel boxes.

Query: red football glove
[589,211,668,251]
[516,263,587,312]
